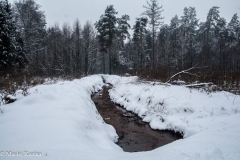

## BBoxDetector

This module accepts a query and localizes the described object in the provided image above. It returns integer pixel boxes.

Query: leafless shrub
[155,103,170,115]
[146,99,170,116]
[0,72,45,106]
[138,67,240,95]
[31,77,45,86]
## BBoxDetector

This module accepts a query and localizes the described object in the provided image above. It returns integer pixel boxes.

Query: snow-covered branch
[166,64,199,83]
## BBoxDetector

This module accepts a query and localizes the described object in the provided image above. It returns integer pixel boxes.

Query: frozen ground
[0,75,239,160]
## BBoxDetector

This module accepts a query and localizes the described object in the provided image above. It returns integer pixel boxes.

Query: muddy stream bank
[92,85,182,152]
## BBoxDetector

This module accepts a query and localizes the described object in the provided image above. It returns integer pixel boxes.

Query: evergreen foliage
[142,0,164,69]
[132,17,148,71]
[117,14,131,48]
[0,0,239,88]
[0,0,27,75]
[95,5,118,74]
[13,0,46,73]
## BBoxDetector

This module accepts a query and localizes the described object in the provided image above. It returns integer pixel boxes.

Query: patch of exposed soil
[92,85,182,152]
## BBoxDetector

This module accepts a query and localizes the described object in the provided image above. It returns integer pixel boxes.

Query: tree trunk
[102,52,105,74]
[85,51,88,75]
[109,46,112,75]
[152,25,155,70]
[140,32,143,73]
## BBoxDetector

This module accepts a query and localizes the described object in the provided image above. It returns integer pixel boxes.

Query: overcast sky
[9,0,240,28]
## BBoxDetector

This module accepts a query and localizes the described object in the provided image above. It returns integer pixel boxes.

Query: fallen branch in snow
[185,83,213,88]
[166,64,199,83]
[186,83,219,94]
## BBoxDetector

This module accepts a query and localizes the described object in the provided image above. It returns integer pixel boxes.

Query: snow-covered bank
[0,75,240,160]
[0,75,121,160]
[105,75,240,159]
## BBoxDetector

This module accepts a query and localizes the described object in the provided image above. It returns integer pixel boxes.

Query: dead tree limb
[166,64,199,83]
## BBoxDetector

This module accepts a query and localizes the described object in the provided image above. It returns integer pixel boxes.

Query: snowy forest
[1,0,240,159]
[1,0,240,87]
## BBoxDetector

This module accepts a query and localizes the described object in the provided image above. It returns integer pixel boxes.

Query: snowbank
[0,75,239,160]
[0,75,121,160]
[105,75,240,159]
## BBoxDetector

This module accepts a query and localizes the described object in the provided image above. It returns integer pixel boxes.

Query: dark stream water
[92,86,182,152]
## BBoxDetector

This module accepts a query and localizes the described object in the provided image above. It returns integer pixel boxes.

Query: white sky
[9,0,240,28]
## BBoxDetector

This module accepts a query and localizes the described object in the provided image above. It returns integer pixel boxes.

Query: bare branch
[166,64,199,83]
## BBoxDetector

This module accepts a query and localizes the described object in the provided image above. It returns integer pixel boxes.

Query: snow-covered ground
[0,75,240,160]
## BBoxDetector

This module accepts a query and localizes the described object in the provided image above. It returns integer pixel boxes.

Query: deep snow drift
[0,75,239,160]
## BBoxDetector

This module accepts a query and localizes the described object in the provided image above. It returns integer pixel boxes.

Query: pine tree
[169,15,181,70]
[144,30,153,69]
[0,0,27,75]
[142,0,164,70]
[180,7,199,68]
[13,0,46,73]
[132,17,148,72]
[202,6,220,67]
[73,19,83,74]
[95,5,118,75]
[228,14,239,46]
[214,17,228,70]
[158,24,170,69]
[227,14,240,71]
[117,14,131,48]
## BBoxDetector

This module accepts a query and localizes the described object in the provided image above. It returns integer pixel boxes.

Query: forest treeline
[0,0,240,87]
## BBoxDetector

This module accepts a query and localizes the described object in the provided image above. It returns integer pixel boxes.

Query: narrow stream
[92,85,182,152]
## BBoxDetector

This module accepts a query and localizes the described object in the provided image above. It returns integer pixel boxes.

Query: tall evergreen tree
[227,14,240,71]
[133,17,148,72]
[0,0,27,75]
[180,7,199,68]
[201,6,220,67]
[117,14,131,48]
[214,17,228,71]
[158,24,170,69]
[169,15,181,70]
[73,19,83,74]
[142,0,164,70]
[13,0,46,73]
[95,5,118,75]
